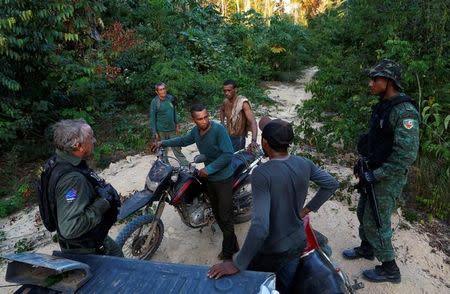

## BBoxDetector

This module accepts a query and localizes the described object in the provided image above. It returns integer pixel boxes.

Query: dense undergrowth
[0,0,308,216]
[1,0,448,223]
[298,0,450,222]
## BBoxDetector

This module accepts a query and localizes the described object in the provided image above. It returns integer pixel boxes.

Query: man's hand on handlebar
[247,141,259,152]
[300,207,311,219]
[151,141,162,153]
[198,168,208,178]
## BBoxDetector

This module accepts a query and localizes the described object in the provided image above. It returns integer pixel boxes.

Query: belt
[58,238,105,254]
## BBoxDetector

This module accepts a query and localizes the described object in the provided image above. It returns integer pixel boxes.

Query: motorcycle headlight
[146,177,159,192]
[149,181,159,192]
[171,174,178,182]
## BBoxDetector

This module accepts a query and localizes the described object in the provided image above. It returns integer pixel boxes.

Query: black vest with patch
[358,94,418,170]
[38,155,117,249]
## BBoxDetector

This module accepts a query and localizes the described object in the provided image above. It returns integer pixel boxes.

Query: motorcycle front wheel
[115,214,164,260]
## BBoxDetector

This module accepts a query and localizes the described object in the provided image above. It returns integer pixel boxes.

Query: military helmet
[368,59,403,89]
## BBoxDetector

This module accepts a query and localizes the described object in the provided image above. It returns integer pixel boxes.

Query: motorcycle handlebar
[156,147,164,159]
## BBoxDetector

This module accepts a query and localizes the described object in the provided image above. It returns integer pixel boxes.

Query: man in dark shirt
[152,103,239,260]
[208,116,339,293]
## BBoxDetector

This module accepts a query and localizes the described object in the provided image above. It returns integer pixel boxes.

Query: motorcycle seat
[232,151,255,177]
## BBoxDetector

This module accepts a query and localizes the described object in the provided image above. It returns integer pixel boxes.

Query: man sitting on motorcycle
[151,103,239,260]
[208,116,339,293]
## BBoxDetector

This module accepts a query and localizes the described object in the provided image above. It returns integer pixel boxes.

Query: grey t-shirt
[233,155,339,271]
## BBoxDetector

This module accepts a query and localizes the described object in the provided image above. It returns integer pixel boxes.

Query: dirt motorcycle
[115,147,263,259]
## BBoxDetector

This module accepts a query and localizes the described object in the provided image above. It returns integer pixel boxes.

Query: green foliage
[300,0,450,221]
[0,0,106,152]
[0,0,310,217]
[420,100,450,176]
[14,238,34,253]
[1,0,309,156]
[61,108,95,125]
[0,184,30,218]
[45,273,67,287]
[92,108,150,168]
[226,10,309,80]
[408,156,450,221]
[403,209,418,223]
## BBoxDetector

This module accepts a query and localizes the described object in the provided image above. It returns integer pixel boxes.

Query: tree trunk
[244,0,251,11]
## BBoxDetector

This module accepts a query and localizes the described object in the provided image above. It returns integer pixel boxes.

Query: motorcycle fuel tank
[171,171,203,205]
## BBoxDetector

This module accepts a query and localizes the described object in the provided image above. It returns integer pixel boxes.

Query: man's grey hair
[155,82,166,91]
[52,119,93,152]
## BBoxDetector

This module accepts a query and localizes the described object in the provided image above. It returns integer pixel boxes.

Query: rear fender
[302,215,321,253]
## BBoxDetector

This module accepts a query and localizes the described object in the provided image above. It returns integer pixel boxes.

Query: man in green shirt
[152,104,239,260]
[47,119,123,256]
[150,82,188,166]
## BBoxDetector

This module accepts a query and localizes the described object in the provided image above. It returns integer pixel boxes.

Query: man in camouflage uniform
[343,60,420,283]
[50,119,123,256]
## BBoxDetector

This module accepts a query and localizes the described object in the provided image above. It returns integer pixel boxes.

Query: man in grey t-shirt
[208,116,339,293]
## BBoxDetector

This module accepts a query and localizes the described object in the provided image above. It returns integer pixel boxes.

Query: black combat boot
[342,241,375,260]
[362,260,401,283]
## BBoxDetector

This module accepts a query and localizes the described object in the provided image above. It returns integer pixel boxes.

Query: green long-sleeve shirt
[149,95,178,136]
[373,100,420,180]
[162,121,234,182]
[54,150,110,239]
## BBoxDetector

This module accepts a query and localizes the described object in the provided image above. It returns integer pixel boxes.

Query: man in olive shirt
[150,82,188,166]
[152,103,239,260]
[50,119,122,256]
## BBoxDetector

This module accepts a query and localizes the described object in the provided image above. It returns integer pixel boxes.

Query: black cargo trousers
[207,176,238,259]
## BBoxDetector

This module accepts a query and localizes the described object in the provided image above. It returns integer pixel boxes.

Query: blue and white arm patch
[65,188,78,203]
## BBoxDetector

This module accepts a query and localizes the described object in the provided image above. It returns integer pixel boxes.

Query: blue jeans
[230,135,246,152]
[276,257,299,293]
[247,247,303,293]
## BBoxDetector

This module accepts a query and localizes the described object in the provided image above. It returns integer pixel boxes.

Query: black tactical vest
[40,155,117,250]
[359,94,418,170]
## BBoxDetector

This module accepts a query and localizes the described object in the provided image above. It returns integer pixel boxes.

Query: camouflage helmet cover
[368,59,403,89]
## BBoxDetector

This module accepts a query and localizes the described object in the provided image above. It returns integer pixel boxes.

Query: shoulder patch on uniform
[400,112,417,119]
[65,188,78,203]
[403,118,416,129]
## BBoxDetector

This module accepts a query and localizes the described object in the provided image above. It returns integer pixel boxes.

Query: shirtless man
[219,80,258,152]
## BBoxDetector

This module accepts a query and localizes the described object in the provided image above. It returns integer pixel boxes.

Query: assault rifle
[355,156,384,247]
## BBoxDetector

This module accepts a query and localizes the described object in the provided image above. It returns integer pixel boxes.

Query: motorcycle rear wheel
[233,207,251,224]
[233,180,252,224]
[115,214,164,260]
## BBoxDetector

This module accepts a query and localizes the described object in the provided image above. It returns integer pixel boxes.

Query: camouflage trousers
[357,176,407,262]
